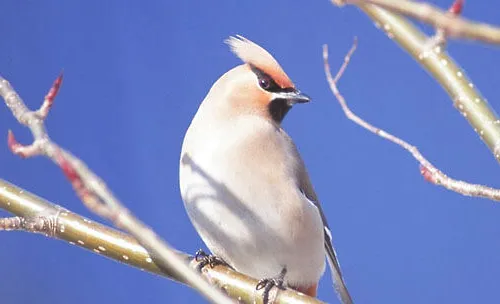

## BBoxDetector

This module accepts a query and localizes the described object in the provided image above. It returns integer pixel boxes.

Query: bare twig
[323,41,500,201]
[0,178,325,304]
[333,0,500,45]
[0,75,233,304]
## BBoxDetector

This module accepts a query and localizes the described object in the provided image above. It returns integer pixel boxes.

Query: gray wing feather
[315,200,354,304]
[298,166,353,304]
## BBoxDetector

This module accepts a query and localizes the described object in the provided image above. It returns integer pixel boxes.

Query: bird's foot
[194,249,229,272]
[256,267,287,304]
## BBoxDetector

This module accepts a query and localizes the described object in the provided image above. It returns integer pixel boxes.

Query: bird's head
[204,35,310,125]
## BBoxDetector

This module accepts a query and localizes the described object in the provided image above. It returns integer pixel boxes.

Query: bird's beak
[273,90,311,106]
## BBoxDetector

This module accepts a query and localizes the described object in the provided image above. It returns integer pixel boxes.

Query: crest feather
[225,35,294,89]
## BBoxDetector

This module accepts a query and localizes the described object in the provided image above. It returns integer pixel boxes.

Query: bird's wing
[299,167,354,304]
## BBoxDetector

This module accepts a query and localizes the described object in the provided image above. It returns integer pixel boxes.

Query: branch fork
[426,0,465,50]
[332,0,500,45]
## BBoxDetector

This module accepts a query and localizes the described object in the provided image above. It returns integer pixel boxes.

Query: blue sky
[1,1,500,303]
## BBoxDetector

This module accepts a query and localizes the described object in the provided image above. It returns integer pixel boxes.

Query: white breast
[179,115,325,287]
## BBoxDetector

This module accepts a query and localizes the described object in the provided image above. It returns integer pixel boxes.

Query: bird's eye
[251,65,280,92]
[259,77,271,90]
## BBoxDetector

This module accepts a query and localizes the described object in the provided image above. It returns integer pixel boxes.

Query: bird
[179,35,353,304]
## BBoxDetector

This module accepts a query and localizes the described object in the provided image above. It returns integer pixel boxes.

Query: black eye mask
[249,65,295,93]
[249,65,299,123]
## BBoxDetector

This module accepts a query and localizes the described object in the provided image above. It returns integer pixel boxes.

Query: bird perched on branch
[179,35,353,304]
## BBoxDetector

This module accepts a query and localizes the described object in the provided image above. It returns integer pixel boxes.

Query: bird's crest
[225,35,294,89]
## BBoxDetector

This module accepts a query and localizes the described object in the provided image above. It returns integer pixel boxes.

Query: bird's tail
[325,231,353,304]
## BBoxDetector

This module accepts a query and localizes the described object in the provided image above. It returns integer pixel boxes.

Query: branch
[323,40,500,201]
[0,178,172,275]
[335,3,500,165]
[0,178,324,304]
[0,75,232,304]
[333,0,500,45]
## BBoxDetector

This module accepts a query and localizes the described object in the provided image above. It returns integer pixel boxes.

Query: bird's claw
[194,249,228,271]
[256,267,287,304]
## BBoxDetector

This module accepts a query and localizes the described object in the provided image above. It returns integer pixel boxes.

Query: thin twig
[333,0,500,45]
[0,75,233,304]
[323,41,500,201]
[0,178,325,304]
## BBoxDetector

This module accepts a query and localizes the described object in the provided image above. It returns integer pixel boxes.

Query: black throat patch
[268,98,291,123]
